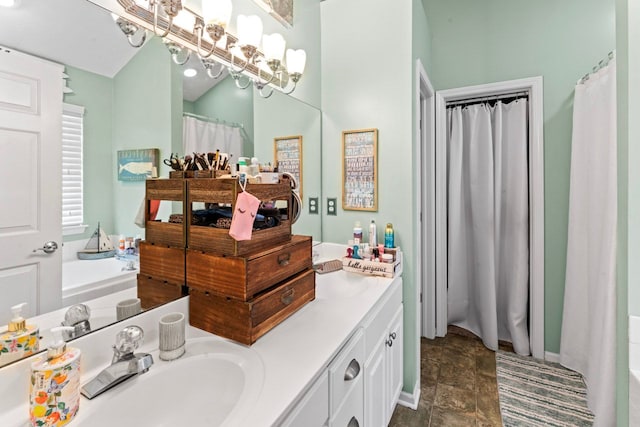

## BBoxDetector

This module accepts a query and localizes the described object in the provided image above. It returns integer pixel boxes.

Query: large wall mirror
[0,0,321,367]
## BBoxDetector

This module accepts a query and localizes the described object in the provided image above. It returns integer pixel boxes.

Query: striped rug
[495,350,594,426]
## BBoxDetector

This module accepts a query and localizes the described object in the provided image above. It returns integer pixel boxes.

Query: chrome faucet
[61,304,92,340]
[81,326,154,400]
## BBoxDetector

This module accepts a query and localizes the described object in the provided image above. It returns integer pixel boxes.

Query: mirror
[0,0,321,367]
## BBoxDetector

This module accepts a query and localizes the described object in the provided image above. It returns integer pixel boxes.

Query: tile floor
[389,327,513,427]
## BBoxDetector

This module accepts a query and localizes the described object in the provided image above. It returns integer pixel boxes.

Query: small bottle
[369,219,377,247]
[0,303,39,367]
[118,235,125,255]
[384,223,395,248]
[30,326,81,426]
[353,221,363,245]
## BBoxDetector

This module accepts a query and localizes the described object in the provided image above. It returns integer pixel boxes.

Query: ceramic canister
[29,348,81,427]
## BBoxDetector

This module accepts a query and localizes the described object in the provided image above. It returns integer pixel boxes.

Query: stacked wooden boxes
[186,178,315,345]
[138,177,316,345]
[137,179,187,310]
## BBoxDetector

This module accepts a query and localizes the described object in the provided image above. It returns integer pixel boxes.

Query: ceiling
[0,0,218,101]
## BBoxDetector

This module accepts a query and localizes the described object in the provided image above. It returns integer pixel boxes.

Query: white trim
[416,59,436,342]
[434,92,448,337]
[397,382,421,410]
[434,77,545,358]
[62,224,88,236]
[545,351,560,363]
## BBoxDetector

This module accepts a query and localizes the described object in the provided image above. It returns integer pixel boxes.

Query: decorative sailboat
[76,223,116,260]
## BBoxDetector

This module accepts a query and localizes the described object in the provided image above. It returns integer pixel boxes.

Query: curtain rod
[183,112,244,129]
[578,50,615,85]
[446,91,528,108]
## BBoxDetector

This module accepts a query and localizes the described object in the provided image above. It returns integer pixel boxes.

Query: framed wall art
[274,135,302,199]
[252,0,293,28]
[342,128,378,211]
[117,148,159,181]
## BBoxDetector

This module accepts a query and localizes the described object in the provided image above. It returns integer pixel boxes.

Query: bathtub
[62,239,138,307]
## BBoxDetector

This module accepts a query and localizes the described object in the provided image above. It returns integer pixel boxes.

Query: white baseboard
[397,383,421,410]
[545,351,560,363]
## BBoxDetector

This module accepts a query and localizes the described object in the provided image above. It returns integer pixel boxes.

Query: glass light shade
[237,14,263,48]
[263,33,286,62]
[173,9,195,30]
[202,0,232,28]
[286,49,306,75]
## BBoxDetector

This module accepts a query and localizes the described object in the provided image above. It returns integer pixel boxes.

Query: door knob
[33,241,58,254]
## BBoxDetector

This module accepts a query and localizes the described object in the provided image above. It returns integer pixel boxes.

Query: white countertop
[0,243,401,426]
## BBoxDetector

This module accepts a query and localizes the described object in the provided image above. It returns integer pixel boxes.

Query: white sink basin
[76,337,264,427]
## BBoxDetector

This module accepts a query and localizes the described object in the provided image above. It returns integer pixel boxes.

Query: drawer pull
[344,358,360,381]
[347,416,360,427]
[277,253,291,266]
[281,288,295,305]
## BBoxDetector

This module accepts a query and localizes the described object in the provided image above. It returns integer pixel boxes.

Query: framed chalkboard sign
[342,128,378,211]
[274,135,303,199]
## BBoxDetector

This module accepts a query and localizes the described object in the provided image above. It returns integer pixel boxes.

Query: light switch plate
[327,198,337,216]
[309,197,319,214]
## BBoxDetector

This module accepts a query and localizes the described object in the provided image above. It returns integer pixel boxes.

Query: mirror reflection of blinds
[62,103,85,230]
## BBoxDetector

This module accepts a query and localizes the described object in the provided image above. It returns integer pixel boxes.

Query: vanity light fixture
[113,0,306,97]
[111,13,147,48]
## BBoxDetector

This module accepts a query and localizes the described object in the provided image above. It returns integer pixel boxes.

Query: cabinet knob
[390,332,397,340]
[386,339,393,347]
[347,416,360,427]
[344,358,360,381]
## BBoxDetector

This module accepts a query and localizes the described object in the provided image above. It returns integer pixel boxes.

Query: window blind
[62,103,85,231]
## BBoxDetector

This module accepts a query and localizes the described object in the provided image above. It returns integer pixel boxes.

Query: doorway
[421,77,545,359]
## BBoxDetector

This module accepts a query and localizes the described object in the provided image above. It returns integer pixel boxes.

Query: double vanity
[0,243,403,426]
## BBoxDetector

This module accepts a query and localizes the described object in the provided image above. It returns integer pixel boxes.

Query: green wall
[321,0,419,394]
[112,37,181,237]
[424,0,616,354]
[193,75,255,157]
[62,66,114,242]
[253,89,322,240]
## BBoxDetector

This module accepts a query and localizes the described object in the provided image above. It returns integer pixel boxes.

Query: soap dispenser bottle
[0,303,40,367]
[29,326,81,427]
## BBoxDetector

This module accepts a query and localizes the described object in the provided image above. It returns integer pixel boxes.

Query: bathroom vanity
[0,243,403,426]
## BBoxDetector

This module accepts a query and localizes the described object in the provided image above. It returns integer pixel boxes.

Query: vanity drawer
[186,235,312,301]
[189,268,316,345]
[139,242,185,284]
[329,328,365,416]
[137,274,185,310]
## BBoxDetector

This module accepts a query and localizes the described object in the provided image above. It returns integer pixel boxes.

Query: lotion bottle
[0,303,39,367]
[30,326,81,427]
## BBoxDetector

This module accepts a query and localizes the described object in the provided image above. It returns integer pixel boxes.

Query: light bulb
[286,49,306,75]
[202,0,232,28]
[184,68,197,77]
[263,33,286,62]
[237,14,263,48]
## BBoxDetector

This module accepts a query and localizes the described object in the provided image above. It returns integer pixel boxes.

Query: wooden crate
[186,235,312,301]
[137,274,185,310]
[145,178,186,247]
[139,241,185,284]
[189,268,315,345]
[187,178,292,255]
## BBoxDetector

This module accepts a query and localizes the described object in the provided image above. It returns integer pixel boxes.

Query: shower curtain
[560,58,617,427]
[182,115,244,158]
[447,99,530,356]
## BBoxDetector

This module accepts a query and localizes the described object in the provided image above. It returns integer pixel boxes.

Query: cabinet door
[281,371,329,427]
[386,305,404,424]
[364,337,386,427]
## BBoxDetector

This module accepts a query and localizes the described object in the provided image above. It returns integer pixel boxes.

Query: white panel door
[0,47,63,323]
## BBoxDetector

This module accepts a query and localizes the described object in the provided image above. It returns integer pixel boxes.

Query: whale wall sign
[117,149,160,182]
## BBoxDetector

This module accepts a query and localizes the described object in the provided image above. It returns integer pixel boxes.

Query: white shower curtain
[447,99,530,356]
[182,115,244,157]
[560,58,617,427]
